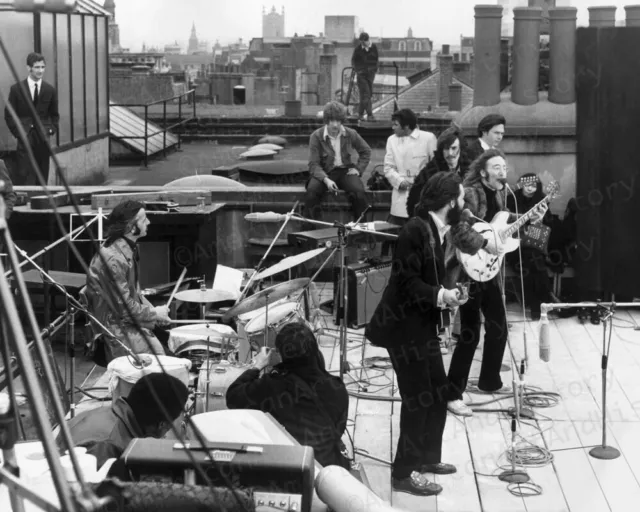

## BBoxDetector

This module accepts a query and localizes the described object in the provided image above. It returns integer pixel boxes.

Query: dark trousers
[356,71,375,117]
[388,337,448,479]
[508,248,552,316]
[15,131,51,186]
[448,277,508,399]
[304,167,369,222]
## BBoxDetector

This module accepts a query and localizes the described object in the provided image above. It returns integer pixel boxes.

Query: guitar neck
[503,195,550,238]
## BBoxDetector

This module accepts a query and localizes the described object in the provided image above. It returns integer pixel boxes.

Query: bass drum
[169,323,238,372]
[195,360,251,414]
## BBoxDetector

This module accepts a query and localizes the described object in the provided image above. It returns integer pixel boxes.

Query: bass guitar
[457,180,559,282]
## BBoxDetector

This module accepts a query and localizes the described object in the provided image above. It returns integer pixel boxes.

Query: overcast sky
[114,0,630,52]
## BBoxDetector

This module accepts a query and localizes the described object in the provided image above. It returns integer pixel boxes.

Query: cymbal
[174,289,237,304]
[222,278,309,321]
[179,328,242,340]
[253,248,327,281]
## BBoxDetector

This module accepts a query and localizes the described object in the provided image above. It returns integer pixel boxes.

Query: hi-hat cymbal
[253,248,326,281]
[222,278,309,322]
[174,289,237,304]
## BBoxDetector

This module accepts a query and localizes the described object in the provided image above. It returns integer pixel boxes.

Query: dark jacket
[308,126,371,181]
[226,365,350,469]
[406,152,471,218]
[0,159,17,219]
[60,398,143,468]
[351,44,379,74]
[4,79,59,139]
[465,138,485,163]
[366,215,479,347]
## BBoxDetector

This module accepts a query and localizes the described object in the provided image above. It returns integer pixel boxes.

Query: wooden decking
[310,291,640,512]
[71,286,640,512]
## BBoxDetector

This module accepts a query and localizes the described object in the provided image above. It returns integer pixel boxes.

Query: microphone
[244,211,290,222]
[11,0,77,12]
[539,310,550,362]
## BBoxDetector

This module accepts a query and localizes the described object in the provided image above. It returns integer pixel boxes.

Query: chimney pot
[548,7,577,104]
[449,83,463,111]
[625,5,640,27]
[588,6,617,27]
[473,5,503,106]
[442,44,450,55]
[511,6,542,106]
[438,53,454,106]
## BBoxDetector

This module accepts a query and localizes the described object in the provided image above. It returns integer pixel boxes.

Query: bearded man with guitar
[446,149,553,417]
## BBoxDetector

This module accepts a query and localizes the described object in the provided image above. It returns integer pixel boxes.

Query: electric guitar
[457,180,559,282]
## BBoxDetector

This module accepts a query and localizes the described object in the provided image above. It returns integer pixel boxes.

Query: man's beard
[446,203,463,225]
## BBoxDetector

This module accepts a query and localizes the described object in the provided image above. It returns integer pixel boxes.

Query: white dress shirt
[383,128,437,217]
[27,77,42,101]
[479,138,492,151]
[323,125,345,168]
[428,211,451,309]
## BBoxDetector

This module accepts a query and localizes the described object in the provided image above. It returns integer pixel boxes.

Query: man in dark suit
[4,52,59,186]
[351,32,379,121]
[365,172,480,496]
[466,114,505,163]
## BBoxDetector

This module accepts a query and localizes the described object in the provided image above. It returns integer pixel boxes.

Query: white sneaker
[439,338,449,355]
[447,399,473,417]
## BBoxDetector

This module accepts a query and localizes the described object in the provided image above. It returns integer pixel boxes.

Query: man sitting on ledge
[304,101,371,224]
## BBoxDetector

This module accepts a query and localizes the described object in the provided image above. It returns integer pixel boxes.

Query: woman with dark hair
[506,173,556,319]
[226,322,350,469]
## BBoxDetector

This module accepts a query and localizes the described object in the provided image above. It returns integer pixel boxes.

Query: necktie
[33,83,39,105]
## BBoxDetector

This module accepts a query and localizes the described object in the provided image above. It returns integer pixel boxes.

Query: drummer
[86,200,172,363]
[226,322,351,469]
[59,373,189,470]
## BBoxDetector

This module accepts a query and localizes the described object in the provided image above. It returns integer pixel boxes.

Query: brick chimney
[548,7,577,104]
[438,48,453,106]
[588,6,617,27]
[511,6,542,106]
[449,83,462,111]
[625,5,640,26]
[473,5,503,106]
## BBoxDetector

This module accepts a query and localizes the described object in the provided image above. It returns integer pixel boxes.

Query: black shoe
[392,471,442,496]
[421,463,457,475]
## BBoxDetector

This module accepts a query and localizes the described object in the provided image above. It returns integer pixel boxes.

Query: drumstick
[166,267,188,308]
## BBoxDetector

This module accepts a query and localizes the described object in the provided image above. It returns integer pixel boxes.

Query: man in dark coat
[365,172,482,496]
[407,126,471,218]
[465,114,505,163]
[227,323,350,469]
[351,32,379,121]
[4,52,59,186]
[446,150,547,418]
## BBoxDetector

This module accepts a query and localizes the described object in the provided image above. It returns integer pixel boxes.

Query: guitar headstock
[545,180,560,200]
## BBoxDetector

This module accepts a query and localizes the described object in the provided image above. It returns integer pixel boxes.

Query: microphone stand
[589,300,620,460]
[236,200,300,304]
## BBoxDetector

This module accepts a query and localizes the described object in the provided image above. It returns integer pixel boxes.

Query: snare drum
[169,324,238,371]
[195,360,251,414]
[244,301,308,352]
[107,355,191,403]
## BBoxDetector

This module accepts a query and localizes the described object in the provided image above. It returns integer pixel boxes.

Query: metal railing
[110,88,196,167]
[340,63,400,115]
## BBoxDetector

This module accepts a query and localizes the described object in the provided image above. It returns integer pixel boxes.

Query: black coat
[4,79,59,139]
[366,215,446,348]
[465,138,484,164]
[226,365,350,468]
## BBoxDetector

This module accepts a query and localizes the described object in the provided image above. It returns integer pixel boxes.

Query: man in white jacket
[383,109,437,226]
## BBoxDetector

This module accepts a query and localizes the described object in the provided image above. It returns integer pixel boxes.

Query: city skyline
[115,0,629,52]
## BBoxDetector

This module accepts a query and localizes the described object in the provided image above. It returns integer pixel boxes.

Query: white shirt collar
[479,138,492,151]
[27,77,42,87]
[427,211,450,244]
[324,125,346,140]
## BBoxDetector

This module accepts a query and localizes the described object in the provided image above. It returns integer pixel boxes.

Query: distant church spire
[188,22,199,54]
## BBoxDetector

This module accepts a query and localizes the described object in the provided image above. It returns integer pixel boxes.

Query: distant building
[188,23,199,54]
[104,0,122,52]
[164,41,182,55]
[263,5,285,38]
[378,27,433,76]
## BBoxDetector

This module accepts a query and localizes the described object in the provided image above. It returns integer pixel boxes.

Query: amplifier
[122,438,314,512]
[333,261,391,328]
